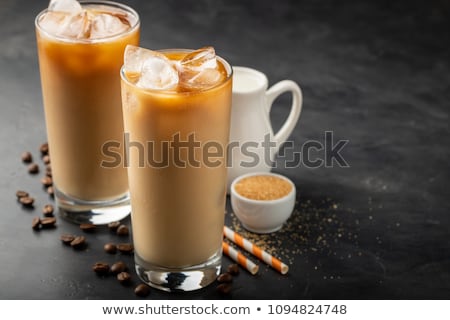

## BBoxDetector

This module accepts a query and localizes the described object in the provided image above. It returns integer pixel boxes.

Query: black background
[0,0,449,299]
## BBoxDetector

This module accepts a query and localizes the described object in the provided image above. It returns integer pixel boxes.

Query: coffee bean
[117,272,131,284]
[28,163,39,174]
[117,243,133,254]
[42,204,54,217]
[41,176,53,188]
[16,190,29,200]
[32,217,41,230]
[21,151,33,163]
[42,155,51,165]
[41,217,57,228]
[47,186,54,197]
[110,261,127,275]
[227,264,240,276]
[70,236,86,250]
[45,165,52,177]
[134,284,150,297]
[19,196,35,207]
[216,283,232,295]
[217,273,233,283]
[116,224,129,236]
[104,242,117,254]
[80,223,96,233]
[108,221,121,232]
[40,143,49,156]
[92,262,109,276]
[60,234,75,245]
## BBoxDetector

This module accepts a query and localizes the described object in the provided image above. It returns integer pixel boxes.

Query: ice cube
[138,57,179,90]
[90,13,129,39]
[39,11,69,35]
[48,0,82,13]
[124,46,179,90]
[60,11,91,39]
[180,46,217,71]
[40,10,90,39]
[178,46,224,89]
[124,45,153,73]
[180,68,224,90]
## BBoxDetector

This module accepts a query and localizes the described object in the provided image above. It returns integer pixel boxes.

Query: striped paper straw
[222,242,259,275]
[223,226,289,275]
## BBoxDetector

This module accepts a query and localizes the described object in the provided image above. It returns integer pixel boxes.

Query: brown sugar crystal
[234,175,292,200]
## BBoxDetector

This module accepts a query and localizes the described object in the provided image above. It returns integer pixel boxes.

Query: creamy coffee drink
[121,46,232,291]
[35,0,140,223]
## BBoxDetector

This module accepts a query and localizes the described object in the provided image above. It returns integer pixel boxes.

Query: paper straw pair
[222,226,289,275]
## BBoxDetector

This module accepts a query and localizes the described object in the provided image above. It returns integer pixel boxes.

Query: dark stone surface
[0,0,449,299]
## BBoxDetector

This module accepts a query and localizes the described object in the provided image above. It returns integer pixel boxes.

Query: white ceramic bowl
[230,172,296,234]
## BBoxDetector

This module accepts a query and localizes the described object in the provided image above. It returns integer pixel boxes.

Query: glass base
[55,187,131,225]
[135,251,222,292]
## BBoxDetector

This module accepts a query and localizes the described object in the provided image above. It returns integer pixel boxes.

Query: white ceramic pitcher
[227,66,303,190]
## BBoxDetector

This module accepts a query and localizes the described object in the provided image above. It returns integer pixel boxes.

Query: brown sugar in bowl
[230,172,296,233]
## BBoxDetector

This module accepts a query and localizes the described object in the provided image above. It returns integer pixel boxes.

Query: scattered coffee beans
[42,204,54,217]
[110,261,127,275]
[227,264,240,275]
[216,283,232,295]
[108,221,121,232]
[45,165,52,177]
[41,217,57,229]
[117,272,131,285]
[70,236,86,250]
[134,284,150,297]
[16,190,29,200]
[32,217,41,230]
[116,224,129,236]
[217,273,233,283]
[42,155,51,165]
[92,262,110,276]
[104,242,117,254]
[19,196,35,207]
[80,223,96,233]
[60,234,76,245]
[216,266,239,295]
[21,151,33,163]
[117,243,134,254]
[41,176,53,188]
[47,186,54,197]
[18,142,162,299]
[40,143,49,156]
[27,163,39,174]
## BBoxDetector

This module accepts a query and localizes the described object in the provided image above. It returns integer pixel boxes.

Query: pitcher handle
[266,80,303,153]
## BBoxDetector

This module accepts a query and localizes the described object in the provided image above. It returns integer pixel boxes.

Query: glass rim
[35,0,140,44]
[120,48,233,95]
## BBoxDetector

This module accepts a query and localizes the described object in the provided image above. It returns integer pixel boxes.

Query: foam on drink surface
[123,45,227,93]
[38,0,134,40]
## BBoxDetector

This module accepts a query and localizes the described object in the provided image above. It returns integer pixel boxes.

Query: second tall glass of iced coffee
[121,46,233,291]
[35,0,140,224]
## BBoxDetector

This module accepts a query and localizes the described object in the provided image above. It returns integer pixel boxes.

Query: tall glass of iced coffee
[121,46,232,291]
[35,0,140,224]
